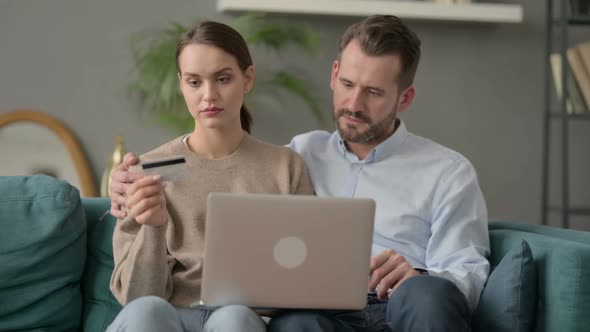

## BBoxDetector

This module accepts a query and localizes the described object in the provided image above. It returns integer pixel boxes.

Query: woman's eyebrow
[213,67,234,75]
[183,67,234,78]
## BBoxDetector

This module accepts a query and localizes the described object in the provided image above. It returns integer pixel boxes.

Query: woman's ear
[177,72,185,94]
[244,65,255,94]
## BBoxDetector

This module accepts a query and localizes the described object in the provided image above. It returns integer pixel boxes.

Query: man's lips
[337,109,369,124]
[342,114,366,124]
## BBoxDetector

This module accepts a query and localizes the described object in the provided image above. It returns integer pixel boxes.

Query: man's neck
[344,119,399,160]
[188,125,244,160]
[345,141,377,161]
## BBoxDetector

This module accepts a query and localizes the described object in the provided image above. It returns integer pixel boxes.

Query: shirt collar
[335,119,409,164]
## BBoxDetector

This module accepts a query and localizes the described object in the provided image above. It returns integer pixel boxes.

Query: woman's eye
[218,76,230,84]
[188,80,200,87]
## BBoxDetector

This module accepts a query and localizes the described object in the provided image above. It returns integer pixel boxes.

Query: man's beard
[334,107,396,144]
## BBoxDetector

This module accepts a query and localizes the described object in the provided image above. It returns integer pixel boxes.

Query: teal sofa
[1,175,590,331]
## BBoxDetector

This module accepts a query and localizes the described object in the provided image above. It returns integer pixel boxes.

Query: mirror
[0,109,98,197]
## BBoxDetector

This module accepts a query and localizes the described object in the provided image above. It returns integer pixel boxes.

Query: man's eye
[342,81,353,88]
[369,90,382,96]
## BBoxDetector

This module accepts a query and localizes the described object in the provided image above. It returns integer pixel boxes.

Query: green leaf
[231,14,318,54]
[267,71,329,128]
[156,111,193,133]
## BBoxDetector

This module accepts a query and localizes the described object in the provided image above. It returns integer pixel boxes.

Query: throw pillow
[472,239,536,332]
[0,175,86,331]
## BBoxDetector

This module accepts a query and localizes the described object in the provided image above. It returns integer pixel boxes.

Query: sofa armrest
[81,198,122,332]
[488,221,590,332]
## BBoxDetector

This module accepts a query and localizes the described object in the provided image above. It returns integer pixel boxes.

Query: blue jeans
[268,275,471,332]
[106,296,266,332]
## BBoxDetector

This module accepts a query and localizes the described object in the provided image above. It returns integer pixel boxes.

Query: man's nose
[347,89,366,113]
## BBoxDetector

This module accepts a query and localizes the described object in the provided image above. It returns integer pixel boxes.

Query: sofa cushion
[473,240,536,332]
[81,198,123,332]
[0,175,86,331]
[487,225,590,332]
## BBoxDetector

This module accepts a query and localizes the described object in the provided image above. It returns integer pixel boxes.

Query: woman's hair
[176,21,253,133]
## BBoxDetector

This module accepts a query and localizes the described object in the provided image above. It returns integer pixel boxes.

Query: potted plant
[128,14,329,134]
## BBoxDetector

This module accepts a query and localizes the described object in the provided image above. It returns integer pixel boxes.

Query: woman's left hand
[125,175,168,227]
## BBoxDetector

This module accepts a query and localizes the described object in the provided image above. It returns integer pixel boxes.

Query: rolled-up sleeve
[425,159,490,311]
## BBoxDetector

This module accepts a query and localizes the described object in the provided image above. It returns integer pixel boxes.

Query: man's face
[331,39,413,144]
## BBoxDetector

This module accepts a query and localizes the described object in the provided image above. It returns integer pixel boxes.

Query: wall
[1,0,588,230]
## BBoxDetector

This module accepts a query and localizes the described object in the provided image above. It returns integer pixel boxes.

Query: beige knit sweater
[110,133,314,307]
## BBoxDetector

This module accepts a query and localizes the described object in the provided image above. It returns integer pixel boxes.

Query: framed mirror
[0,109,98,197]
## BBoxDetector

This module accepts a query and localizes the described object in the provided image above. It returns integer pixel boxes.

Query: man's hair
[339,15,421,90]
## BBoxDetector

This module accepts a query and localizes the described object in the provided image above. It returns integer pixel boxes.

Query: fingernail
[153,175,162,181]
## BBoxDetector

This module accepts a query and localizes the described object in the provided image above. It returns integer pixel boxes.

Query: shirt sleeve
[424,159,490,312]
[109,165,176,305]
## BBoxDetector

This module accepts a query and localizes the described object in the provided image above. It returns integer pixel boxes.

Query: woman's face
[178,43,254,131]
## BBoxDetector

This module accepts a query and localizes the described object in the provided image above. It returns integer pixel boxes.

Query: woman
[107,21,314,332]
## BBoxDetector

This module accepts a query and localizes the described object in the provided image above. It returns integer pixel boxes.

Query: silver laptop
[200,193,375,310]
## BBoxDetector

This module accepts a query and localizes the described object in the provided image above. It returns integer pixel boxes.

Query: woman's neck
[187,125,245,160]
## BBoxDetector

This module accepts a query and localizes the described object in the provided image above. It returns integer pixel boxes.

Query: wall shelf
[217,0,524,24]
[541,0,590,229]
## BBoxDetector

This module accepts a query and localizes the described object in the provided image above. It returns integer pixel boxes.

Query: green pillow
[472,240,536,332]
[0,175,86,331]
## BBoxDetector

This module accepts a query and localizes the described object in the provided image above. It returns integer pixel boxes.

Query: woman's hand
[125,175,168,227]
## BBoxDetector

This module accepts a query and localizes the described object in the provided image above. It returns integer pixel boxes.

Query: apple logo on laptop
[273,236,307,269]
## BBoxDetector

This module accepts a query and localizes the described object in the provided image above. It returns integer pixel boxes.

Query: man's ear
[330,60,339,91]
[397,85,416,114]
[244,65,255,94]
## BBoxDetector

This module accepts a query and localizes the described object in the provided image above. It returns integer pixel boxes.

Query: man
[109,15,489,332]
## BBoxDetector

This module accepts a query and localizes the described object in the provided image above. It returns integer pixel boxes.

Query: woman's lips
[202,107,223,117]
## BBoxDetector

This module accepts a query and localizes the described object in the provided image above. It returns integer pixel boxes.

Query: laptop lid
[201,193,375,310]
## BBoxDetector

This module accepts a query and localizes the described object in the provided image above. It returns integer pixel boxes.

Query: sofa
[1,175,589,332]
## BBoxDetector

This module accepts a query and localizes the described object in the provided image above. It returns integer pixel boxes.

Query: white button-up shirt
[288,120,490,311]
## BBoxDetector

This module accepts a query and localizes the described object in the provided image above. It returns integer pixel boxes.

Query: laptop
[200,192,375,310]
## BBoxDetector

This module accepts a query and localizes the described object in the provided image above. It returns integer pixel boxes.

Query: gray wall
[1,0,589,230]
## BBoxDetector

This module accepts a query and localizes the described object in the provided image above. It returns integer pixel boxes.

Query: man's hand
[126,175,168,227]
[109,152,143,219]
[369,249,420,300]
